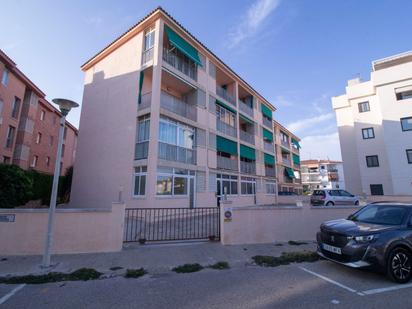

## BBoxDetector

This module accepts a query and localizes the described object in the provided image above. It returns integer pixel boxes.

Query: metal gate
[124,208,220,243]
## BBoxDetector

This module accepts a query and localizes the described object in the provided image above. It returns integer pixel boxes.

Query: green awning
[165,25,202,66]
[292,154,300,165]
[263,128,273,141]
[216,136,237,155]
[240,144,255,160]
[264,153,275,165]
[239,113,254,125]
[138,70,144,104]
[291,138,301,149]
[216,99,236,114]
[260,103,273,120]
[285,167,296,179]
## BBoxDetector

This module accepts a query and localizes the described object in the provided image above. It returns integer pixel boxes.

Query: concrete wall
[0,203,125,255]
[220,203,360,245]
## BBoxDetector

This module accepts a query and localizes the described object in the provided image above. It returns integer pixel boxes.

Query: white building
[332,51,412,196]
[301,160,345,193]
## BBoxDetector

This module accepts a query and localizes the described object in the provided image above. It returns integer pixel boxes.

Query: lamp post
[42,98,79,268]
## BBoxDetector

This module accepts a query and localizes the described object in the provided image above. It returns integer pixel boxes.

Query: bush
[125,268,147,278]
[209,261,230,270]
[172,263,203,273]
[252,251,320,267]
[27,170,53,205]
[0,164,33,208]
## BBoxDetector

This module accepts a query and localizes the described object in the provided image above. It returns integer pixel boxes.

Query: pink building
[0,49,78,175]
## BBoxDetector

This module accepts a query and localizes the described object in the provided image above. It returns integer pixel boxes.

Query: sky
[2,0,412,160]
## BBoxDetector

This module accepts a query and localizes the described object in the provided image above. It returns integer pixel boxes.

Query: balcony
[216,119,237,138]
[262,116,272,128]
[239,100,254,117]
[239,130,255,145]
[141,48,154,65]
[135,141,149,160]
[216,86,236,106]
[160,91,197,122]
[240,161,256,174]
[163,47,197,81]
[281,140,290,149]
[217,155,238,171]
[138,92,151,110]
[158,142,196,165]
[282,158,291,166]
[265,166,276,177]
[264,141,274,153]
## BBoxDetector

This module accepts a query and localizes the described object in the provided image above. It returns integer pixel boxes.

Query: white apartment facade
[301,160,345,193]
[70,7,284,209]
[332,51,412,196]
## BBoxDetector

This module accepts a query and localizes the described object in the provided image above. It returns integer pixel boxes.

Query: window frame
[36,132,42,144]
[265,181,276,195]
[5,126,15,148]
[40,110,46,121]
[240,176,256,196]
[217,173,238,196]
[156,167,194,197]
[11,97,21,118]
[133,166,147,197]
[158,116,195,150]
[407,149,412,164]
[400,117,412,132]
[366,155,379,168]
[1,69,9,86]
[362,127,375,139]
[358,101,370,113]
[31,155,38,168]
[143,25,155,52]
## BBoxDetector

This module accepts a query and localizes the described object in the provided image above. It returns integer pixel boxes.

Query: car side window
[330,190,341,196]
[340,190,351,197]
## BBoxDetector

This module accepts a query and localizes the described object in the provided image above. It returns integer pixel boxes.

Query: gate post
[219,200,233,245]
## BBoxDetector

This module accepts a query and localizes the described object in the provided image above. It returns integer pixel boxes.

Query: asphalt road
[2,260,412,308]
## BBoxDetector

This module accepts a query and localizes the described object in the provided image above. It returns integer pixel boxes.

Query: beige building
[274,121,302,194]
[70,7,292,209]
[301,159,345,193]
[332,51,412,196]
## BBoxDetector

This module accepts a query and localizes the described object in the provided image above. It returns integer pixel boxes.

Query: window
[31,155,38,167]
[144,26,155,51]
[46,156,50,167]
[36,132,42,144]
[396,90,412,101]
[358,101,370,113]
[0,99,3,115]
[158,116,194,149]
[366,155,379,167]
[133,166,147,196]
[63,127,67,139]
[362,127,375,139]
[40,110,46,121]
[11,97,21,118]
[135,114,150,160]
[156,167,194,196]
[49,135,54,146]
[401,117,412,131]
[241,176,256,195]
[407,149,412,164]
[217,174,238,195]
[370,184,384,196]
[53,115,57,125]
[280,132,289,144]
[1,69,9,86]
[61,144,65,157]
[266,181,276,195]
[5,126,15,148]
[216,104,236,127]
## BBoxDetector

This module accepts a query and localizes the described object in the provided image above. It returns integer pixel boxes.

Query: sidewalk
[0,241,317,277]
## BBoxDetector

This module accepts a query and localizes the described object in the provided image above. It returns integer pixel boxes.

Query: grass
[209,261,230,270]
[109,266,123,271]
[125,268,147,278]
[0,268,102,285]
[172,263,204,273]
[252,251,320,267]
[288,240,308,246]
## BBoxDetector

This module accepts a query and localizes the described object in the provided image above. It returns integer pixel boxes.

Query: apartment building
[0,49,78,175]
[332,51,412,196]
[70,7,282,209]
[301,159,345,193]
[273,121,303,194]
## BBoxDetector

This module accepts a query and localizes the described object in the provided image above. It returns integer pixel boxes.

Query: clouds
[300,132,342,161]
[228,0,281,48]
[286,113,335,133]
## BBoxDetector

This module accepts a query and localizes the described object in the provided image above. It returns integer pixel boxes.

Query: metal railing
[264,141,274,153]
[138,92,151,110]
[282,158,291,166]
[262,116,272,128]
[163,47,197,81]
[265,166,276,177]
[160,91,197,121]
[124,208,220,242]
[239,130,255,145]
[217,155,238,171]
[240,161,256,174]
[239,101,254,117]
[216,86,236,105]
[216,119,237,138]
[158,142,196,165]
[141,48,154,64]
[135,141,149,160]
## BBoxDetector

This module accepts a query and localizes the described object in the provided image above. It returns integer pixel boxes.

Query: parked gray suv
[311,189,360,206]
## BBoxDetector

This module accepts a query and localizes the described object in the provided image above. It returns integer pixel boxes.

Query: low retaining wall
[220,204,359,245]
[0,203,125,255]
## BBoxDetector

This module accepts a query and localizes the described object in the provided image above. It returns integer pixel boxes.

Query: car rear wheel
[325,201,334,206]
[387,248,412,283]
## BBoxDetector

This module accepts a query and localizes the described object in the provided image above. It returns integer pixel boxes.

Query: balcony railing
[135,141,149,160]
[141,48,154,64]
[239,130,255,145]
[281,140,290,148]
[239,101,254,117]
[217,155,238,171]
[263,141,274,153]
[216,119,237,138]
[240,161,256,174]
[160,91,197,121]
[282,158,291,166]
[262,116,272,128]
[138,92,151,110]
[158,142,196,165]
[216,86,236,106]
[265,166,276,177]
[163,47,197,81]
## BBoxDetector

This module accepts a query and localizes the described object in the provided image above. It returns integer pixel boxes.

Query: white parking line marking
[299,267,358,293]
[361,282,412,295]
[0,284,26,305]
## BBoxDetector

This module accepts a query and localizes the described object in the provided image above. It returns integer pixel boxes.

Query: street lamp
[42,98,79,268]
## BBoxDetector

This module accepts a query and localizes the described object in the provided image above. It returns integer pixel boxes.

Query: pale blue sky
[2,0,412,160]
